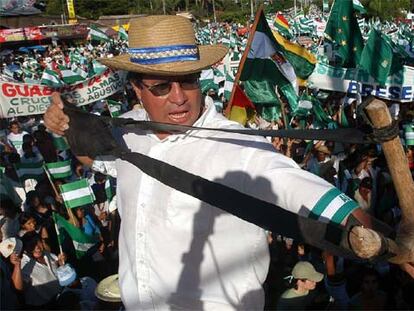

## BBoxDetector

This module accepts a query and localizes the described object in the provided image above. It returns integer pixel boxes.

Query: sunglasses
[140,76,200,97]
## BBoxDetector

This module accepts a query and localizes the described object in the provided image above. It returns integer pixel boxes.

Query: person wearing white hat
[277,261,324,310]
[44,15,414,311]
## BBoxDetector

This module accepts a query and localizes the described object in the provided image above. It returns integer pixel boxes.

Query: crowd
[1,7,414,311]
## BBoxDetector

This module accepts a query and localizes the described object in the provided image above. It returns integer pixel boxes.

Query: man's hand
[10,253,21,267]
[44,92,70,135]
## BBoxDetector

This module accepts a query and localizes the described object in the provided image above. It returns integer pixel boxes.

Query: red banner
[0,24,88,43]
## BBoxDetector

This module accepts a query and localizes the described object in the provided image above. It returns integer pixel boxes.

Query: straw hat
[99,15,228,76]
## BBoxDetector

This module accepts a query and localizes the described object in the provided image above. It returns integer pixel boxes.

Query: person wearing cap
[11,232,66,308]
[44,15,414,310]
[277,261,324,310]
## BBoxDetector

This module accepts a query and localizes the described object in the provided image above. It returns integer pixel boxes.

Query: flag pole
[53,216,64,256]
[224,4,264,118]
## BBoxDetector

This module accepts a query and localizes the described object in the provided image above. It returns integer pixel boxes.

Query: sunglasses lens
[180,78,199,90]
[149,83,172,96]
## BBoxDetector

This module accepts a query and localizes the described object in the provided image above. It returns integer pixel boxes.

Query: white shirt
[7,131,28,156]
[102,98,358,310]
[21,252,61,306]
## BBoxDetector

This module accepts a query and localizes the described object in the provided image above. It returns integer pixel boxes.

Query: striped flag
[105,178,115,202]
[91,60,107,76]
[53,213,98,258]
[60,68,84,85]
[239,11,298,112]
[228,84,255,126]
[41,69,63,88]
[352,0,367,13]
[223,73,234,101]
[118,25,128,40]
[45,160,72,179]
[200,69,218,93]
[52,133,70,151]
[107,100,122,118]
[60,179,95,209]
[274,13,292,39]
[89,25,111,42]
[14,162,45,181]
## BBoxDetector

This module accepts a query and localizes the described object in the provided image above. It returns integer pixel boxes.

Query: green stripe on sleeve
[331,199,359,225]
[309,187,342,220]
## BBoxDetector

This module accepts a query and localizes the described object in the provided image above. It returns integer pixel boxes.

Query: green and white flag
[60,179,95,209]
[14,161,45,181]
[52,133,70,151]
[89,25,111,42]
[41,69,63,88]
[200,69,218,93]
[223,73,234,101]
[53,213,98,258]
[239,11,298,111]
[45,160,72,179]
[61,68,84,85]
[105,178,115,202]
[107,99,122,118]
[91,60,107,76]
[359,29,404,85]
[118,25,128,40]
[352,0,367,14]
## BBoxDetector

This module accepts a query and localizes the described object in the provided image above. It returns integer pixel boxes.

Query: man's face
[10,123,19,134]
[132,73,202,132]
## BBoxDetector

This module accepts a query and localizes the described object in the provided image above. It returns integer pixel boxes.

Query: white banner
[308,63,414,102]
[0,69,127,118]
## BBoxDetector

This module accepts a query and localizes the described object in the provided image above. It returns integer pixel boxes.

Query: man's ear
[131,81,142,101]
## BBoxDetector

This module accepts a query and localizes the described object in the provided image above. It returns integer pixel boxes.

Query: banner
[0,24,88,43]
[66,0,76,19]
[308,63,414,102]
[0,69,127,118]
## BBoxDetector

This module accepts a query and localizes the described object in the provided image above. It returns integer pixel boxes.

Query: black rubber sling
[62,104,381,259]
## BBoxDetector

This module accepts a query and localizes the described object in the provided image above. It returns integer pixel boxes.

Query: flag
[14,162,45,181]
[91,60,107,76]
[118,25,128,41]
[223,73,234,101]
[89,25,111,42]
[53,213,98,258]
[60,68,84,85]
[0,170,22,206]
[359,29,404,85]
[272,30,318,80]
[107,99,122,118]
[52,133,70,151]
[325,0,364,68]
[239,11,298,112]
[41,69,63,88]
[45,160,72,179]
[105,178,115,202]
[352,0,367,14]
[229,84,255,125]
[274,13,292,39]
[200,69,218,93]
[323,0,330,13]
[60,179,95,209]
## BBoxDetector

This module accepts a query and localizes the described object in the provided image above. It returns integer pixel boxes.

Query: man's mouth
[168,111,189,123]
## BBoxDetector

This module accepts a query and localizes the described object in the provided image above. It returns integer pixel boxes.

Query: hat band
[129,44,199,65]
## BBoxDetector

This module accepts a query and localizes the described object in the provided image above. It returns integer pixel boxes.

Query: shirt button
[137,232,143,238]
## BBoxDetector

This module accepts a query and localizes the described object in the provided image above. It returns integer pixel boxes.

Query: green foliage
[362,0,410,21]
[45,0,411,22]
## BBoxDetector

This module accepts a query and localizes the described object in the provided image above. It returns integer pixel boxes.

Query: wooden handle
[349,97,414,263]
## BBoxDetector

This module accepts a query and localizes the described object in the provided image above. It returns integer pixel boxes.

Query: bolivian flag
[228,84,255,126]
[274,13,292,39]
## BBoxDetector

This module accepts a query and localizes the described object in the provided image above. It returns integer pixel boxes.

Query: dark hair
[127,72,142,85]
[94,172,106,183]
[22,231,41,255]
[360,177,373,190]
[22,134,34,144]
[8,120,19,129]
[19,212,35,225]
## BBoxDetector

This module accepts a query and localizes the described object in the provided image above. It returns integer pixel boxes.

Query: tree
[363,0,411,20]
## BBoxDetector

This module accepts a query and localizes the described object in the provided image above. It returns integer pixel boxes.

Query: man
[44,15,412,310]
[7,120,28,156]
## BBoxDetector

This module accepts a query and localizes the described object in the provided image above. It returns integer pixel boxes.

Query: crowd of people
[0,9,414,311]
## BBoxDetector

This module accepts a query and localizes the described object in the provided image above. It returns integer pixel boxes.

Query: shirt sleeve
[245,149,359,226]
[91,156,117,178]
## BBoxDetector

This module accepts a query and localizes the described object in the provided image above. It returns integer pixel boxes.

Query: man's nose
[167,82,188,105]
